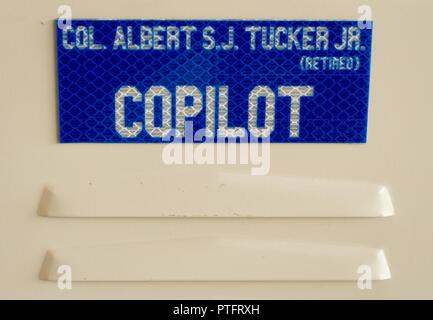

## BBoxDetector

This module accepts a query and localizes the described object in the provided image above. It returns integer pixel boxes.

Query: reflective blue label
[57,20,372,143]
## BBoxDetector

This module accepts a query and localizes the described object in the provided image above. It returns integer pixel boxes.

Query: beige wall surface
[0,0,432,299]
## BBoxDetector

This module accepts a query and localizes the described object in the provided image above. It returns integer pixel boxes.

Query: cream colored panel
[0,0,432,299]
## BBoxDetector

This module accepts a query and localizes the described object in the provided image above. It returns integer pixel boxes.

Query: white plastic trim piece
[37,172,394,217]
[39,237,391,281]
[38,173,394,217]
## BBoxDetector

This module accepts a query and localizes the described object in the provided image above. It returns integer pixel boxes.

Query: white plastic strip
[39,237,391,281]
[38,172,394,217]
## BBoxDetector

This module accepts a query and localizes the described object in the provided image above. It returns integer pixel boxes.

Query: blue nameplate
[57,20,372,143]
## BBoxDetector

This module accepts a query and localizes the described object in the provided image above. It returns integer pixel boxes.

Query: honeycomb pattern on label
[57,20,372,143]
